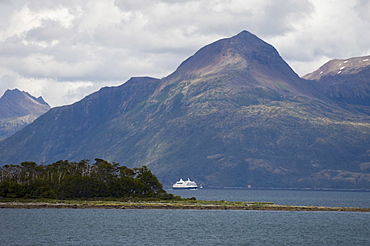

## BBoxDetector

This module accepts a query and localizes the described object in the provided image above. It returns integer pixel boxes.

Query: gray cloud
[0,0,369,106]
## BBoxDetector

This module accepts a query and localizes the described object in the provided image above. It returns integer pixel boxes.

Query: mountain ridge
[0,89,50,140]
[0,89,49,119]
[0,31,369,189]
[303,55,370,106]
[303,55,370,80]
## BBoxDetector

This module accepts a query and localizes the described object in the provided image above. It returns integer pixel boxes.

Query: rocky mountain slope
[304,55,370,107]
[0,89,50,140]
[0,31,369,189]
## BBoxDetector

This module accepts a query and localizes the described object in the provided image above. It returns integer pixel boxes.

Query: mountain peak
[0,89,50,120]
[2,89,49,106]
[303,55,370,106]
[171,30,301,79]
[303,55,370,81]
[234,30,256,38]
[171,30,277,78]
[166,30,315,99]
[230,30,271,48]
[3,88,23,98]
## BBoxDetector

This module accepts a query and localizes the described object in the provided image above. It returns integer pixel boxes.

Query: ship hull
[172,187,198,190]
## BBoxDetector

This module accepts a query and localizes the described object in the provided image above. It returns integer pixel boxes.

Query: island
[1,159,369,212]
[1,200,370,212]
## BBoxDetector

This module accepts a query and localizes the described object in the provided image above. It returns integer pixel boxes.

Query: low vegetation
[1,199,369,212]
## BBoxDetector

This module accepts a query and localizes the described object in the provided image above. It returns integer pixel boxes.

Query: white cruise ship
[172,178,198,189]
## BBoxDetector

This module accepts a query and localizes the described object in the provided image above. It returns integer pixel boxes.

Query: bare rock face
[0,89,50,140]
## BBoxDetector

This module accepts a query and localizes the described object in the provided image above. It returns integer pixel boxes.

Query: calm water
[169,189,370,208]
[1,190,370,245]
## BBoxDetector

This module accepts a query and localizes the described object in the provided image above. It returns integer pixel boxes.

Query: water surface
[1,208,370,245]
[169,189,370,208]
[1,189,370,245]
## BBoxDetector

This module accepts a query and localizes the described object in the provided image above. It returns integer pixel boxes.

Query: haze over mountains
[0,89,50,140]
[0,31,369,189]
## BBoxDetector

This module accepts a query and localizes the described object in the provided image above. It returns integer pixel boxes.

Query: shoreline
[1,202,369,212]
[166,187,370,192]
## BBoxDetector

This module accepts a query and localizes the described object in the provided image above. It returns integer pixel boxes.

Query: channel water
[1,189,369,245]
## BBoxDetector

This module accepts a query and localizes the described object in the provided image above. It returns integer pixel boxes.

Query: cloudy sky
[0,0,369,107]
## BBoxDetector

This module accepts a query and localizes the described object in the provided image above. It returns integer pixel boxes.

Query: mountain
[303,55,370,107]
[0,31,369,189]
[0,89,50,140]
[169,31,311,95]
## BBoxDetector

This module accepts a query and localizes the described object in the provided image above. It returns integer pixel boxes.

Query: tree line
[0,159,173,199]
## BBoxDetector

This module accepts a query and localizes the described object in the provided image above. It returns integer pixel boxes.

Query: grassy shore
[1,199,369,212]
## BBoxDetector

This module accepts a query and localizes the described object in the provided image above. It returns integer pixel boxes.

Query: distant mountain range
[0,89,50,140]
[0,31,369,189]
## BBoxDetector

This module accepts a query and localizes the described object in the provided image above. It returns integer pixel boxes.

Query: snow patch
[363,59,369,62]
[319,71,323,74]
[337,71,342,74]
[343,60,348,63]
[340,66,345,70]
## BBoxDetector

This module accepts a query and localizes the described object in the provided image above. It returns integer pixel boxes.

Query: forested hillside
[0,159,171,199]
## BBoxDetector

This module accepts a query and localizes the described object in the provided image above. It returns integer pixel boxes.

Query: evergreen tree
[0,159,169,199]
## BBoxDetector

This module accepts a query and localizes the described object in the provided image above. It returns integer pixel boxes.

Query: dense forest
[0,159,174,199]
